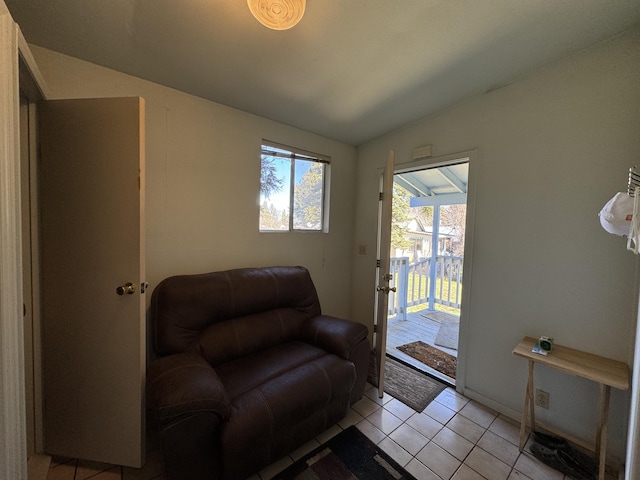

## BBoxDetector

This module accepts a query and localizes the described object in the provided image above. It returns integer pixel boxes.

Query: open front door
[39,97,145,467]
[374,150,395,397]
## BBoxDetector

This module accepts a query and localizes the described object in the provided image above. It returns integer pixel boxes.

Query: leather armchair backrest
[151,266,322,362]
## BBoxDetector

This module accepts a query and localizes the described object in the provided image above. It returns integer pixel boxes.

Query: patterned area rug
[273,426,417,480]
[397,341,457,379]
[368,354,446,412]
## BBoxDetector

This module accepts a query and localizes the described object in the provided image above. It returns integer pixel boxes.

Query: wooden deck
[386,309,459,384]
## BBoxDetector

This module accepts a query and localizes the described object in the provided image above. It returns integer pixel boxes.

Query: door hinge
[376,259,381,268]
[373,324,378,333]
[379,192,383,201]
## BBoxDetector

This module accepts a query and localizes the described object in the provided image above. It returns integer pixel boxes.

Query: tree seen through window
[259,143,328,232]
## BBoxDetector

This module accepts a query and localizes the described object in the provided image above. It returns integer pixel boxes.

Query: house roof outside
[406,220,457,241]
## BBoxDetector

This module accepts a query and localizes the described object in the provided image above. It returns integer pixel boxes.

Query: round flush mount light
[247,0,306,30]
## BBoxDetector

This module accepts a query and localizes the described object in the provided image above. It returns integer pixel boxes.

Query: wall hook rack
[628,166,640,197]
[628,167,640,254]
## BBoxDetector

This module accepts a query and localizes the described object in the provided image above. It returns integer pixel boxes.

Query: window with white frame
[259,141,329,232]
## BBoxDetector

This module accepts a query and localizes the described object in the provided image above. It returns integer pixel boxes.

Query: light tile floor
[47,383,613,480]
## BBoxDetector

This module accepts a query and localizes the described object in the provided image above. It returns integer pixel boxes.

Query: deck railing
[388,256,463,319]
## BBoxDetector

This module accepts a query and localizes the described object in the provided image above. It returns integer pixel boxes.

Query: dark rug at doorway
[272,425,417,480]
[397,341,457,379]
[367,353,446,412]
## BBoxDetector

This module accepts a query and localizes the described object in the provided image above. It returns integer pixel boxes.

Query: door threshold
[387,352,456,388]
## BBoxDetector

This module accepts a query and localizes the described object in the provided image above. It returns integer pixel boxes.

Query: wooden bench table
[513,336,629,480]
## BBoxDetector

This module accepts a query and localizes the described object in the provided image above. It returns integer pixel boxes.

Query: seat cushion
[197,308,308,367]
[216,342,357,480]
[215,341,327,399]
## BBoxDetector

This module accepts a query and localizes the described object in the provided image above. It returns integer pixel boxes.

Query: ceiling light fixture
[247,0,306,30]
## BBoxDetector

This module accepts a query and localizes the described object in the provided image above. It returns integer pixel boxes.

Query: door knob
[376,286,397,294]
[116,282,136,295]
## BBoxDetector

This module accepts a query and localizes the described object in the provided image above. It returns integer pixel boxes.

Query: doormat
[434,321,459,350]
[272,425,417,480]
[367,353,446,412]
[397,341,457,379]
[421,310,459,324]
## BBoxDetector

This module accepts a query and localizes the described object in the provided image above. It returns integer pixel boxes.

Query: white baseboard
[459,387,522,422]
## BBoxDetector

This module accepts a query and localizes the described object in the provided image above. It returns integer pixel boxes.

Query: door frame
[0,7,49,478]
[385,148,479,394]
[0,11,25,479]
[19,27,49,470]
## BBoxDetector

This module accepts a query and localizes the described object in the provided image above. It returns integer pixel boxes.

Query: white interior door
[375,150,395,397]
[39,97,146,468]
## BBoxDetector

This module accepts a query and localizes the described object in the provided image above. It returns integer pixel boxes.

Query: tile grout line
[357,385,537,480]
[48,384,576,480]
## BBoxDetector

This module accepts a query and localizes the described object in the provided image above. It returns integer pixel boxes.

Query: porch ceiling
[396,161,469,206]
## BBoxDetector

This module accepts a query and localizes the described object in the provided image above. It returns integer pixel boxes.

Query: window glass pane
[259,154,290,231]
[259,141,328,232]
[293,159,324,230]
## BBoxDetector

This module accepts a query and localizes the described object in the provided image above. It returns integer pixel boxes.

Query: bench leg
[519,360,535,451]
[596,384,610,480]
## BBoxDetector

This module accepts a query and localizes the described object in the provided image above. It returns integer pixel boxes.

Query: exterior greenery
[259,146,326,232]
[293,161,324,230]
[390,177,466,318]
[406,274,461,316]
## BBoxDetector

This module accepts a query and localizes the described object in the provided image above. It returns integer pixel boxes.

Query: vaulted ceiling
[7,0,640,145]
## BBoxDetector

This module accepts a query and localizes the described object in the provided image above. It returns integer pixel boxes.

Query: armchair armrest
[147,353,230,480]
[301,315,368,360]
[147,352,232,424]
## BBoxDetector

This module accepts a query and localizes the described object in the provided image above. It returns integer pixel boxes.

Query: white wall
[29,46,358,321]
[351,26,640,463]
[28,24,640,466]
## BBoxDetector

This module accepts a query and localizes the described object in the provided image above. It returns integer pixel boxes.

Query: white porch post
[428,205,440,311]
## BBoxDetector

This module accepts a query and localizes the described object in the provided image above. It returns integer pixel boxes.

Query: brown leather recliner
[146,266,370,480]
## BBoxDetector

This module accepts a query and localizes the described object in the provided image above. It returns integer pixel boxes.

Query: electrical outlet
[535,389,550,409]
[358,245,367,256]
